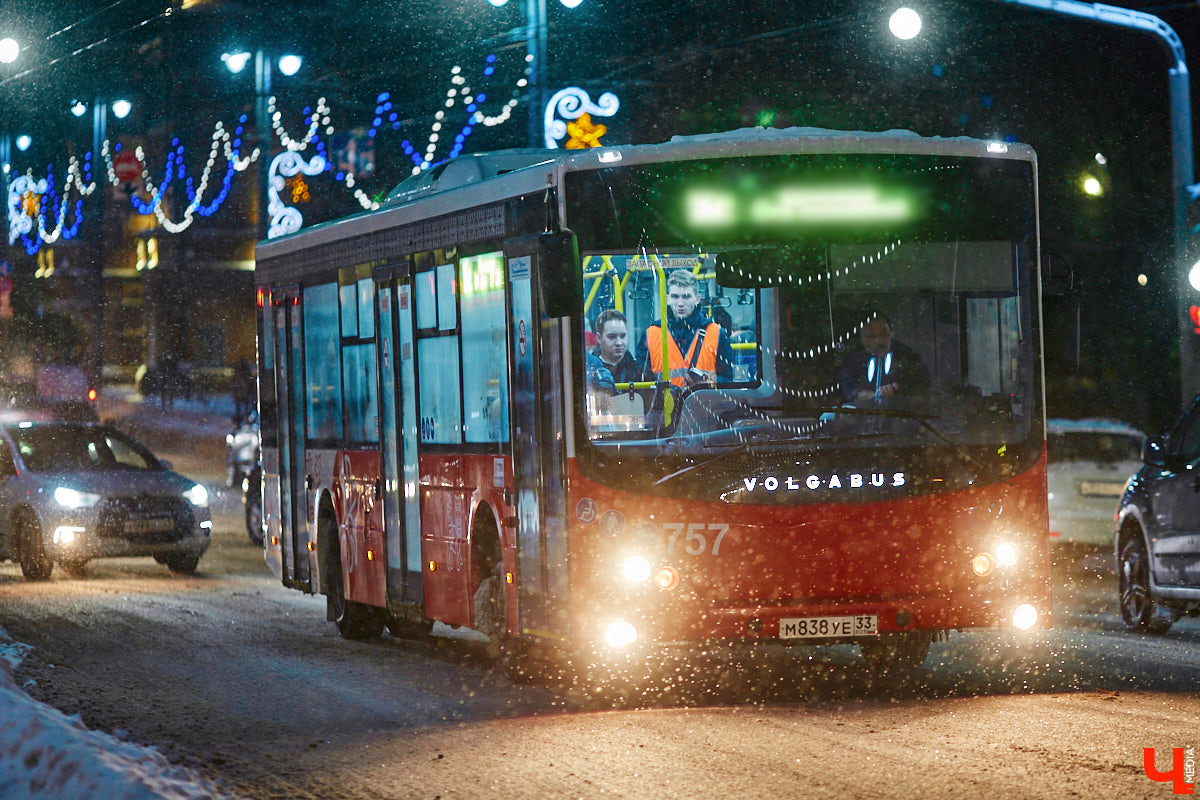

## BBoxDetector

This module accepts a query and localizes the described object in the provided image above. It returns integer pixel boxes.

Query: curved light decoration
[267,150,327,238]
[543,86,619,149]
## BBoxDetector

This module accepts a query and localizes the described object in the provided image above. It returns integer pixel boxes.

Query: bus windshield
[566,152,1040,500]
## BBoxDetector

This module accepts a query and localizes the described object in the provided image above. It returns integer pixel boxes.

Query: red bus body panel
[567,456,1051,643]
[332,451,386,608]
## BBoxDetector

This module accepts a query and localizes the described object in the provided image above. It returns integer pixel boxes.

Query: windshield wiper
[826,406,987,472]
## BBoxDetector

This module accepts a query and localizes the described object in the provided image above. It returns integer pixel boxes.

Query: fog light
[620,556,651,583]
[53,526,84,544]
[1012,603,1038,630]
[603,620,638,649]
[971,553,994,576]
[995,542,1018,566]
[652,565,680,590]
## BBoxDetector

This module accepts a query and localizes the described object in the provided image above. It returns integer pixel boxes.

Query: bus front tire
[323,515,385,640]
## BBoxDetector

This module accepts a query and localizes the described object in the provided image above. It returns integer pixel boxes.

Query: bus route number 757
[663,523,730,556]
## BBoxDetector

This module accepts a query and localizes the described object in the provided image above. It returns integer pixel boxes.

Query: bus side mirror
[536,230,581,318]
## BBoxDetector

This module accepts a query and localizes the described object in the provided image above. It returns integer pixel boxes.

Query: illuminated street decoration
[7,156,95,254]
[544,86,619,149]
[7,53,534,253]
[110,116,259,234]
[564,113,606,149]
[267,150,327,239]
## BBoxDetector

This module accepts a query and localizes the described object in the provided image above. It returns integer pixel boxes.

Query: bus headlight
[1012,603,1038,630]
[603,620,638,649]
[620,555,651,584]
[995,542,1018,567]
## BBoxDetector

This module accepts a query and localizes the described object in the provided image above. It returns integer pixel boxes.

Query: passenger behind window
[637,269,735,388]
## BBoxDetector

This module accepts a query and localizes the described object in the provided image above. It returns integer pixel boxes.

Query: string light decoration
[7,155,96,255]
[8,51,539,251]
[110,116,259,233]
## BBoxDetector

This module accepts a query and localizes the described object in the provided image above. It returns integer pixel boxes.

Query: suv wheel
[1119,535,1173,634]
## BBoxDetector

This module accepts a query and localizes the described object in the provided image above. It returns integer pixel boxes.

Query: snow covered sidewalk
[0,626,244,800]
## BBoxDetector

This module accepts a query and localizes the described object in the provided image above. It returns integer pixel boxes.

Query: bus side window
[461,252,509,444]
[303,282,343,440]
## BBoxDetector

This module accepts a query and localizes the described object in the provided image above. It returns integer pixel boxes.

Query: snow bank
[0,626,243,800]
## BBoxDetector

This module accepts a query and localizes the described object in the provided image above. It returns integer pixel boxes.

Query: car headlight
[55,486,102,509]
[183,483,209,508]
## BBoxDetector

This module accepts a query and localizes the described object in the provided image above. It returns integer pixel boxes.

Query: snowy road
[2,521,1199,799]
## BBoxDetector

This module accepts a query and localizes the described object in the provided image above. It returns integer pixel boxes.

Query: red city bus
[254,128,1050,680]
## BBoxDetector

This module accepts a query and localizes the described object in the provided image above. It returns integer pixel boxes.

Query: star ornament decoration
[565,113,607,149]
[22,190,40,218]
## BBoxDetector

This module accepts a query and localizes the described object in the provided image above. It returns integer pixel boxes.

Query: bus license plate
[779,614,878,639]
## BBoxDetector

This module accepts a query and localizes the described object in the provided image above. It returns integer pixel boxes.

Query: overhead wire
[0,1,174,88]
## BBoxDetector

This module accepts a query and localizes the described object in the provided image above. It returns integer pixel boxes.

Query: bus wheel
[323,515,385,640]
[1119,535,1173,634]
[859,632,930,684]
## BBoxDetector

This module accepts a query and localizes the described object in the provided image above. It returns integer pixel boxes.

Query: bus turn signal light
[971,553,994,576]
[653,565,680,590]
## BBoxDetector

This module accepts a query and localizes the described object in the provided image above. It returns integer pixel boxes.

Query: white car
[0,422,211,579]
[1046,418,1144,546]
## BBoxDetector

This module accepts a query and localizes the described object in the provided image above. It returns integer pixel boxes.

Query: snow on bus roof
[257,126,1031,258]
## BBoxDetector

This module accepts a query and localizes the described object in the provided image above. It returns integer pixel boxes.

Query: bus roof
[256,126,1035,265]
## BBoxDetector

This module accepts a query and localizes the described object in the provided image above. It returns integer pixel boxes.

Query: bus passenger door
[376,271,424,605]
[506,243,571,641]
[273,289,310,589]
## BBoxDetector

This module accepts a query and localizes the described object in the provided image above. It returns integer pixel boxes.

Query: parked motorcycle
[225,411,262,545]
[225,411,259,489]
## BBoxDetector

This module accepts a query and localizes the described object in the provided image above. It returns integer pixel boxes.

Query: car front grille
[96,494,195,544]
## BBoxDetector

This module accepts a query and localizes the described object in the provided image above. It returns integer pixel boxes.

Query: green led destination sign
[685,184,916,230]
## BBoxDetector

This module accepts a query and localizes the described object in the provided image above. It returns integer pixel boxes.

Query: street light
[277,54,302,77]
[889,8,923,40]
[111,100,132,119]
[222,49,304,240]
[0,38,18,65]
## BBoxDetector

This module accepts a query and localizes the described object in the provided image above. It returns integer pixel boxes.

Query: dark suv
[1114,397,1200,633]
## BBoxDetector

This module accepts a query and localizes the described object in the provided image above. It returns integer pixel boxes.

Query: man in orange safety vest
[639,269,735,387]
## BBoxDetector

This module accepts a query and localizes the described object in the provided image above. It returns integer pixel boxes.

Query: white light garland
[267,96,329,152]
[103,118,260,233]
